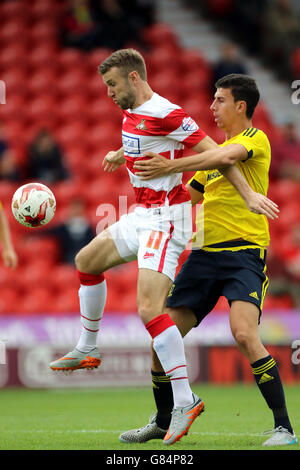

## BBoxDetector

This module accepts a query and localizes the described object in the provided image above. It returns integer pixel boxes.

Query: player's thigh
[165,306,197,337]
[75,228,126,274]
[137,268,173,324]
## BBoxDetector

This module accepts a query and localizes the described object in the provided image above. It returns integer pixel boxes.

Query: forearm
[168,148,232,173]
[221,166,254,202]
[0,211,14,250]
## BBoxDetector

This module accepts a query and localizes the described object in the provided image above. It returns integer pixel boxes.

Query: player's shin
[75,270,107,353]
[251,355,294,434]
[152,370,173,429]
[146,314,194,408]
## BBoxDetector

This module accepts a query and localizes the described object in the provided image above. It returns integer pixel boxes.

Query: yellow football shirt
[189,127,271,251]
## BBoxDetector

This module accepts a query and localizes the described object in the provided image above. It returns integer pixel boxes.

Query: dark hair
[215,74,260,118]
[98,48,147,81]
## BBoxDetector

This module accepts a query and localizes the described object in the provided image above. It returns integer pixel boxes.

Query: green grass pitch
[0,384,299,450]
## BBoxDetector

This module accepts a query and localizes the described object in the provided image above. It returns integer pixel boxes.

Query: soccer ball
[11,182,56,228]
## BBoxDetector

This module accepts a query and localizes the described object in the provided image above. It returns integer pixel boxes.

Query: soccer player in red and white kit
[50,49,278,445]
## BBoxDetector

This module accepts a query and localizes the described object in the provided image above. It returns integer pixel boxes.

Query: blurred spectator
[60,0,99,51]
[0,124,20,182]
[27,129,70,184]
[263,0,300,78]
[270,122,300,181]
[90,0,152,49]
[43,198,94,265]
[212,42,247,91]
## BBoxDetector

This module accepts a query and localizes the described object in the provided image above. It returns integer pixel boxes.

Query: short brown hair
[98,48,147,81]
[215,74,260,119]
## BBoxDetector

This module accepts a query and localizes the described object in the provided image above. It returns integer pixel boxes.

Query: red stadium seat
[28,44,58,71]
[28,22,58,44]
[0,181,19,205]
[20,259,56,291]
[64,146,90,176]
[180,70,212,101]
[18,236,60,266]
[86,48,113,76]
[0,44,29,71]
[0,68,28,99]
[55,121,88,149]
[21,287,54,314]
[56,49,87,75]
[272,179,300,207]
[26,0,63,21]
[181,97,212,123]
[50,264,79,293]
[0,0,24,20]
[147,47,181,75]
[27,69,58,99]
[179,50,210,75]
[52,288,79,313]
[149,72,182,102]
[86,75,107,101]
[0,287,21,314]
[88,122,121,150]
[58,96,89,124]
[51,179,86,210]
[56,70,87,98]
[0,19,27,44]
[0,95,27,122]
[143,24,179,50]
[25,95,56,126]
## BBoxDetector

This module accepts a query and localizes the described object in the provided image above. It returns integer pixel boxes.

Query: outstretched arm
[134,144,279,220]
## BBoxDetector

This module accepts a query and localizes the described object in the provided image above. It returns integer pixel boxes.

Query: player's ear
[128,70,139,84]
[236,100,247,115]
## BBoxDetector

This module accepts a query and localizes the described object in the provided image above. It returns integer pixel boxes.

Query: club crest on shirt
[181,117,199,132]
[136,118,147,130]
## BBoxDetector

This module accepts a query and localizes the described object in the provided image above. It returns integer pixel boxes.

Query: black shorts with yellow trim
[166,244,268,327]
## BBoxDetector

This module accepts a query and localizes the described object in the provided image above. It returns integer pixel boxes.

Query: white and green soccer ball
[11,182,56,228]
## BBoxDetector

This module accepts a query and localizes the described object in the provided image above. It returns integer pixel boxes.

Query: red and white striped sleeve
[162,108,206,148]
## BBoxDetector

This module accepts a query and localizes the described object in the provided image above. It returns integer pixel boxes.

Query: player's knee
[75,247,92,273]
[138,304,155,324]
[232,328,254,350]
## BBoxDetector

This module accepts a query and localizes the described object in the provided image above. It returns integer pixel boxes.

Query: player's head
[211,74,260,129]
[99,49,147,109]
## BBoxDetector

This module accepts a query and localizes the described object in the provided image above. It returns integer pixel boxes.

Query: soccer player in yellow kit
[120,74,297,447]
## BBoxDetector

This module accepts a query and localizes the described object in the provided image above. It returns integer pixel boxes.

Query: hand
[134,152,172,180]
[245,192,279,220]
[102,150,125,172]
[2,247,18,269]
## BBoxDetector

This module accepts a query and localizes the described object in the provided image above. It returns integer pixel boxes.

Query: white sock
[75,280,107,353]
[153,325,194,407]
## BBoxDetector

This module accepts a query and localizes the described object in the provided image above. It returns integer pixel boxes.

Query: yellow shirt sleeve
[188,171,206,193]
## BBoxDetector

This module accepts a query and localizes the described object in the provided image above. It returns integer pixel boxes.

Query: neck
[225,118,252,140]
[132,82,154,109]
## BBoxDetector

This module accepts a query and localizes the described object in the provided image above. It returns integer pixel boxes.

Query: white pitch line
[2,430,263,437]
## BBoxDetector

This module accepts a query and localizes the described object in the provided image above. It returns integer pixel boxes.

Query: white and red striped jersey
[122,92,206,208]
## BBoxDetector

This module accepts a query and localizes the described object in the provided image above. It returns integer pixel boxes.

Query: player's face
[102,67,136,110]
[210,88,240,129]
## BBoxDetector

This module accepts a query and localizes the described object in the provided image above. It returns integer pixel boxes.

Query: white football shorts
[108,202,192,281]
